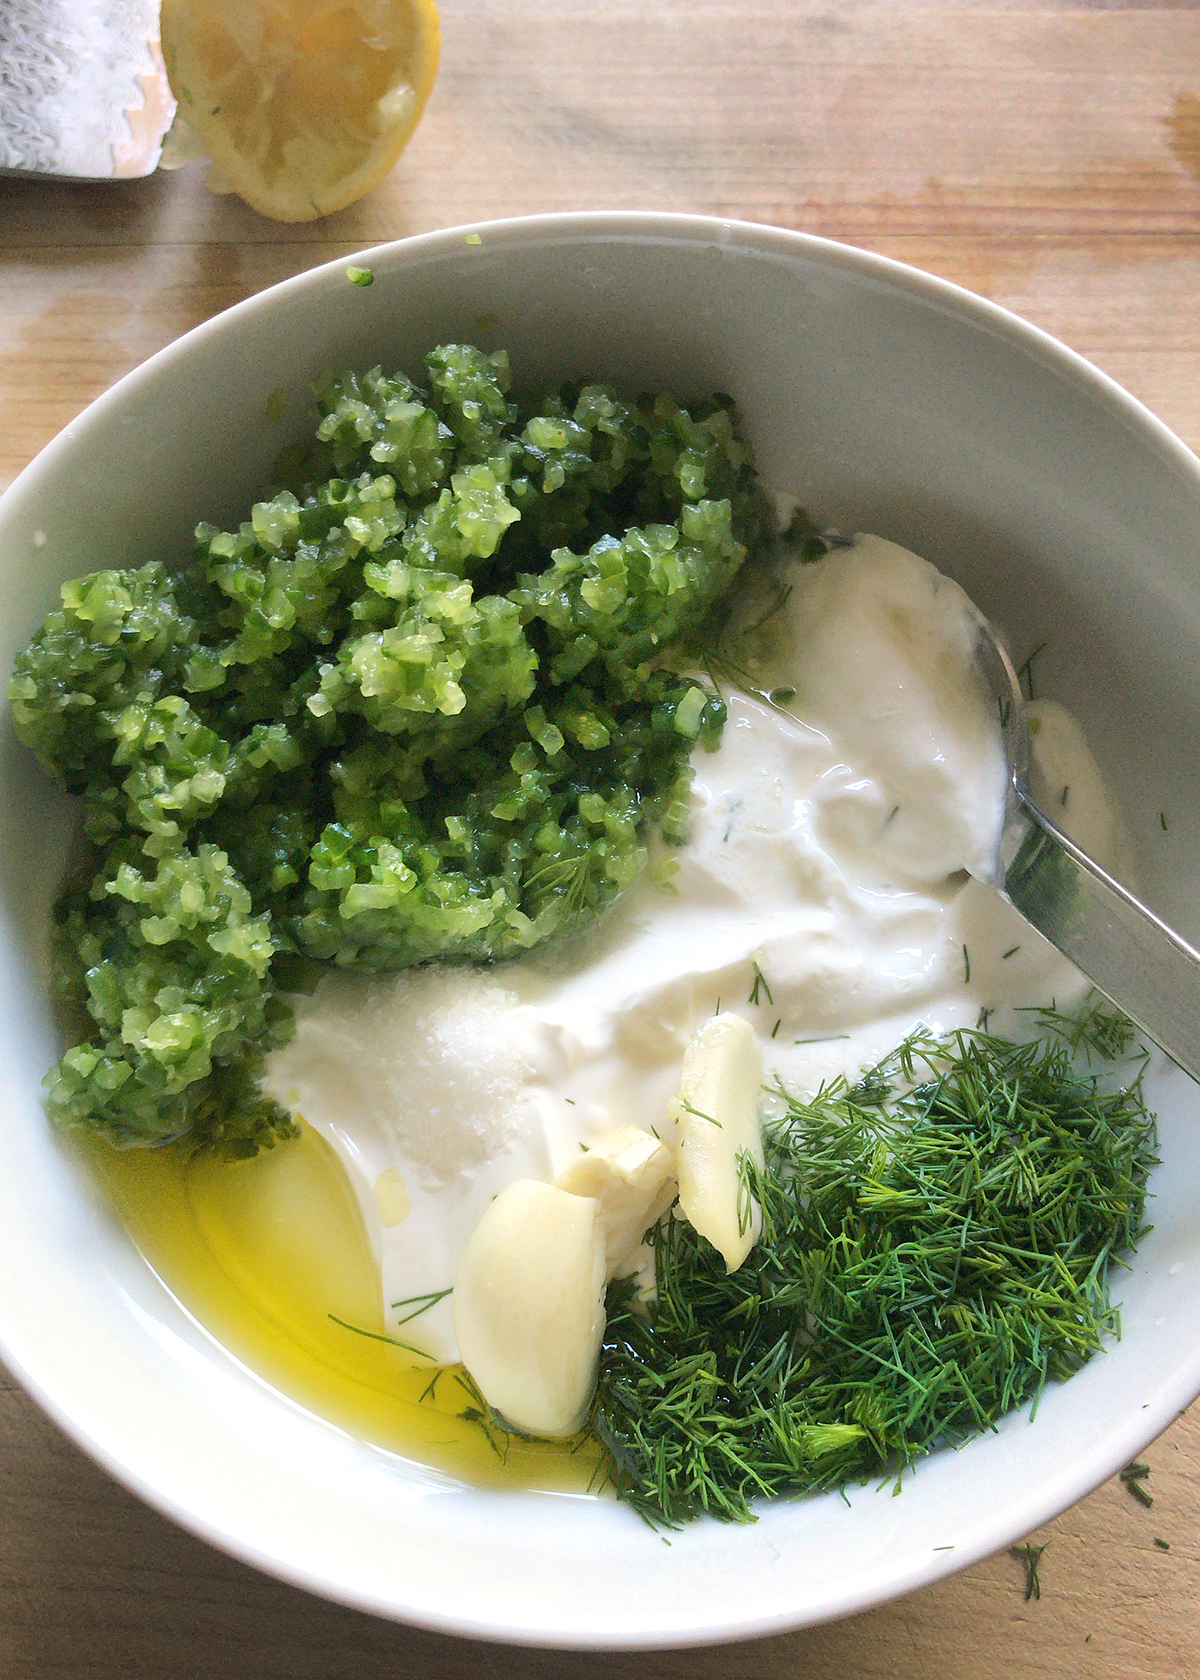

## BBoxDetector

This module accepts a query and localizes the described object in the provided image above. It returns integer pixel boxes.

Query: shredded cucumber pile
[11,345,771,1154]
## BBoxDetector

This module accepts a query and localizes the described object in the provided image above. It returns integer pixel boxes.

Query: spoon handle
[1003,791,1200,1080]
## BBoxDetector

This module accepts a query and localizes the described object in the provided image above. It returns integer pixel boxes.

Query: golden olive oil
[85,1124,602,1494]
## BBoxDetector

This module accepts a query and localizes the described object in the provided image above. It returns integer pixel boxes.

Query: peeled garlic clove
[668,1013,764,1272]
[556,1124,676,1276]
[452,1179,606,1438]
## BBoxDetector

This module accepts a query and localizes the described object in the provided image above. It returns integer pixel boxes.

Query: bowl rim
[3,207,1200,1650]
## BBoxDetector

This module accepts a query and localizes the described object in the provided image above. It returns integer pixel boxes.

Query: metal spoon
[974,617,1200,1081]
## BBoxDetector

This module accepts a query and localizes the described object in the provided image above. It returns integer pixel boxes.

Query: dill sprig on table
[593,1024,1157,1528]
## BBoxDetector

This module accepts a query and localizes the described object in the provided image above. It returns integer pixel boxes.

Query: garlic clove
[452,1178,606,1438]
[668,1013,764,1272]
[556,1124,676,1276]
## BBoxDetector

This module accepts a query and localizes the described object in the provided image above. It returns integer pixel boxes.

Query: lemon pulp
[86,1123,601,1494]
[161,0,442,221]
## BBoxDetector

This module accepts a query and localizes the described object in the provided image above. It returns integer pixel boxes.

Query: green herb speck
[749,960,773,1008]
[1011,1542,1047,1601]
[1121,1460,1154,1507]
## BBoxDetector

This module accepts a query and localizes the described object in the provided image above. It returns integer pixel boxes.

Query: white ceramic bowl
[2,212,1200,1649]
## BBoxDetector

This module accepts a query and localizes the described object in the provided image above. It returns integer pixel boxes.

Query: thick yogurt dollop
[264,535,1119,1361]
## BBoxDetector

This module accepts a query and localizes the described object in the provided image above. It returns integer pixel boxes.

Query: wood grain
[3,2,1200,1674]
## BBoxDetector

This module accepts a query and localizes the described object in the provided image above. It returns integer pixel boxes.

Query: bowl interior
[2,215,1200,1646]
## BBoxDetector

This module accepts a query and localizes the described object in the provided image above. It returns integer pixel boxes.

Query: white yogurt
[264,534,1123,1361]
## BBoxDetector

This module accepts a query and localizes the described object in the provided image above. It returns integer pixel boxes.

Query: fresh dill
[454,1369,511,1461]
[1002,946,1020,960]
[327,1314,431,1359]
[1161,811,1169,832]
[794,1033,851,1047]
[1120,1460,1154,1507]
[592,1024,1157,1527]
[771,1018,782,1039]
[1017,642,1048,702]
[742,580,794,636]
[1155,1537,1171,1551]
[780,505,846,563]
[962,945,971,984]
[390,1287,453,1327]
[1060,785,1070,808]
[524,852,597,923]
[1032,994,1139,1061]
[679,1099,720,1127]
[885,804,901,827]
[1011,1542,1047,1601]
[749,961,774,1008]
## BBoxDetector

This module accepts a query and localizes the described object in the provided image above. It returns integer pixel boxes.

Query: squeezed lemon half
[160,0,441,222]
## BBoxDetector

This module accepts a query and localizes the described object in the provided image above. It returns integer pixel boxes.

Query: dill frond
[593,1024,1157,1527]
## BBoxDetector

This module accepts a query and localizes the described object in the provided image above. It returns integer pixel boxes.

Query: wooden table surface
[4,1,1200,1673]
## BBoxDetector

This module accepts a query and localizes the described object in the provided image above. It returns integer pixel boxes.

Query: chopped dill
[1011,1541,1047,1601]
[592,1023,1157,1527]
[1161,812,1169,832]
[1060,785,1070,808]
[1121,1460,1154,1507]
[962,945,971,984]
[455,1370,511,1460]
[1032,994,1138,1061]
[524,852,598,924]
[1155,1536,1171,1551]
[794,1033,851,1047]
[679,1099,720,1127]
[390,1287,453,1327]
[328,1314,431,1359]
[743,581,794,636]
[1002,946,1020,960]
[885,804,901,827]
[780,505,846,562]
[1017,642,1048,702]
[749,961,774,1008]
[771,1018,782,1040]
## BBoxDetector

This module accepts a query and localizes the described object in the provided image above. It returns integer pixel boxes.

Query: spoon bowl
[975,614,1200,1081]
